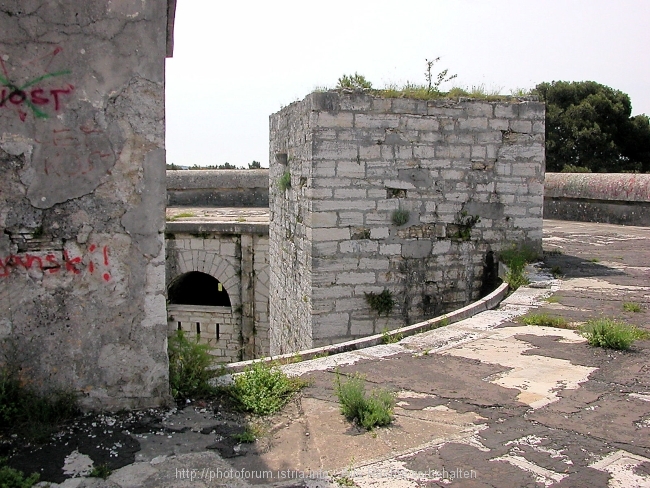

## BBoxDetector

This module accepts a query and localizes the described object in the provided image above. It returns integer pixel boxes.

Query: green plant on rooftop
[228,361,307,415]
[335,372,395,430]
[520,313,572,329]
[500,245,540,291]
[623,302,643,313]
[579,318,650,350]
[337,73,372,90]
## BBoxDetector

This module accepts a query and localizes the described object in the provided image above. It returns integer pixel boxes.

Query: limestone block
[336,272,376,285]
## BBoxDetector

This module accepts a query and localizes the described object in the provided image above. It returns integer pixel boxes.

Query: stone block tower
[269,91,544,354]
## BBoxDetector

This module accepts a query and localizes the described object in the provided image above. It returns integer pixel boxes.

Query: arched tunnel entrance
[166,271,241,362]
[168,271,231,307]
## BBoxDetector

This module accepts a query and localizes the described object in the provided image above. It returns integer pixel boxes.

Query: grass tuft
[579,318,650,350]
[166,211,195,222]
[500,245,539,291]
[229,362,307,415]
[335,372,395,430]
[520,313,572,329]
[623,302,643,313]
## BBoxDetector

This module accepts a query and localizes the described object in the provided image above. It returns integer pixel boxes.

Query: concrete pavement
[40,220,650,487]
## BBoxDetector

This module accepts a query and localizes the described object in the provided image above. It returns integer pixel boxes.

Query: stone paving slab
[35,220,650,487]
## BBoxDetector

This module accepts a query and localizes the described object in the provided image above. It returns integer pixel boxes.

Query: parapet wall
[0,2,170,409]
[167,169,269,207]
[544,173,650,226]
[269,91,545,353]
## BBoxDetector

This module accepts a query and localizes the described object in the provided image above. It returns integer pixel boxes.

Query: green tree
[248,161,262,169]
[534,81,650,173]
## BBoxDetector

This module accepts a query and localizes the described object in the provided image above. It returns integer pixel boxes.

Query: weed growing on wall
[278,170,291,192]
[229,361,307,415]
[579,318,649,350]
[364,289,394,316]
[391,209,410,226]
[167,330,219,399]
[334,372,395,430]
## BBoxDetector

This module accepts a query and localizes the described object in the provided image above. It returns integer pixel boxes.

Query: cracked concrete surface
[8,220,650,486]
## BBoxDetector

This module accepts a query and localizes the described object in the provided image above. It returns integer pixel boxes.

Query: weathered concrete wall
[544,173,650,226]
[270,91,544,352]
[167,169,269,207]
[165,229,270,360]
[0,1,170,409]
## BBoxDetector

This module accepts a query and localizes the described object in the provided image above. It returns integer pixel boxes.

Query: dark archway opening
[168,271,232,307]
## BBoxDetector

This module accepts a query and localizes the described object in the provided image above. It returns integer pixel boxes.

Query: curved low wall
[544,173,650,226]
[225,282,509,373]
[167,169,269,207]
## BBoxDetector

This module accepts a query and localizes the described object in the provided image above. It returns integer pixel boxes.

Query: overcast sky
[165,0,650,168]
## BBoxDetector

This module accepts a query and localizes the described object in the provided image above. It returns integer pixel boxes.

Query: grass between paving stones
[228,361,308,415]
[520,313,574,329]
[579,318,650,350]
[334,372,395,430]
[88,464,112,480]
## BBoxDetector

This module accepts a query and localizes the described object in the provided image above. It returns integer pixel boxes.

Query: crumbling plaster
[0,0,170,409]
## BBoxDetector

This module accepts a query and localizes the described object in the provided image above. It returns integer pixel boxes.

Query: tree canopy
[534,81,650,173]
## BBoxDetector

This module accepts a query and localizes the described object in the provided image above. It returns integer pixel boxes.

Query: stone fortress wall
[269,91,546,353]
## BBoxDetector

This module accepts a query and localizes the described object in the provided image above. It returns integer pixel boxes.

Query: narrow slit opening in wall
[216,323,220,341]
[177,321,181,331]
[196,322,201,334]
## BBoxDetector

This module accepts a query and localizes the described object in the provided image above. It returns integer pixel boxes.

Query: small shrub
[364,289,394,316]
[278,170,291,192]
[520,313,571,329]
[229,362,306,415]
[167,330,219,399]
[335,373,395,430]
[391,209,410,226]
[623,302,643,313]
[505,268,530,290]
[579,318,650,350]
[0,461,39,488]
[89,464,112,480]
[561,164,591,173]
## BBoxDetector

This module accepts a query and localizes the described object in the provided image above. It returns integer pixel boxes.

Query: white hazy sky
[165,0,650,168]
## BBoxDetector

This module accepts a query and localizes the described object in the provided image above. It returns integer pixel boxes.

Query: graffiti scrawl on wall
[0,47,74,122]
[0,244,112,282]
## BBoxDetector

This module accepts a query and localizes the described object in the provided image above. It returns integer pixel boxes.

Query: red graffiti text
[0,245,111,282]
